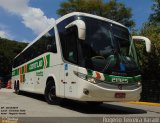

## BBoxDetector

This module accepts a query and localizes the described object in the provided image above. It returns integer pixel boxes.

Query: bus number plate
[115,93,126,98]
[112,78,128,84]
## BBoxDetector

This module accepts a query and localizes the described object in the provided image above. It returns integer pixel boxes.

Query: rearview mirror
[65,20,86,40]
[132,36,151,53]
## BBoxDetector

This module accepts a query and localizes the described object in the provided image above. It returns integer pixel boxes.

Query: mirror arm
[65,20,86,40]
[132,36,151,53]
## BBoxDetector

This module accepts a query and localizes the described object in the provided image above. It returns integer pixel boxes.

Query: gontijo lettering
[12,54,50,76]
[29,59,43,70]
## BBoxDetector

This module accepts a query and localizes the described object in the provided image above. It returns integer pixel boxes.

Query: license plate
[115,93,126,98]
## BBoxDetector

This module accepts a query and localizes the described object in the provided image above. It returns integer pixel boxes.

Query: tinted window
[57,16,76,63]
[13,28,57,68]
[65,26,78,63]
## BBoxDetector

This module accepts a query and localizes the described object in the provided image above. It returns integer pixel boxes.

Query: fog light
[137,81,141,87]
[83,88,89,95]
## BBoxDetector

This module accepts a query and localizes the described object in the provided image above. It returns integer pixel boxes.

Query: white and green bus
[12,12,151,105]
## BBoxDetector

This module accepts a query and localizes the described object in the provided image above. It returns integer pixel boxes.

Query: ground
[0,88,160,123]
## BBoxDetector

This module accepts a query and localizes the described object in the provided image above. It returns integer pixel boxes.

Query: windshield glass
[112,24,130,56]
[86,19,114,58]
[78,16,139,76]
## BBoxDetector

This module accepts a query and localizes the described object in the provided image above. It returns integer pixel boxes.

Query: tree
[133,0,160,102]
[149,0,160,25]
[138,0,160,80]
[57,0,135,28]
[138,23,160,80]
[0,37,28,77]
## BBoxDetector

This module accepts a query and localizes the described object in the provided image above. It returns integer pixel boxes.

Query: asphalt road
[0,89,160,123]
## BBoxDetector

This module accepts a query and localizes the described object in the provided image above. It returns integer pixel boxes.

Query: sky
[0,0,153,42]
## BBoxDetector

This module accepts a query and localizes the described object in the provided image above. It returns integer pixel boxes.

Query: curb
[126,101,160,107]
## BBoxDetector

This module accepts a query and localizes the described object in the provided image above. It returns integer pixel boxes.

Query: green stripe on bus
[12,54,50,76]
[12,69,19,76]
[87,69,141,84]
[46,54,50,68]
[104,74,141,84]
[27,57,44,72]
[22,66,24,74]
[87,69,93,76]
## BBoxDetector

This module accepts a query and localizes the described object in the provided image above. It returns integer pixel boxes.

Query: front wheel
[44,80,61,105]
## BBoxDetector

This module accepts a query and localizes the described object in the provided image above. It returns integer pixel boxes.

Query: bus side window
[45,28,57,53]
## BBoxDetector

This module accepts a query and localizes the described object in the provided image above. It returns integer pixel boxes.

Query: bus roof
[14,12,127,59]
[56,12,127,28]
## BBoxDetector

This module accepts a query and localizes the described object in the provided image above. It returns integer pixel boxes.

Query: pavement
[0,88,15,93]
[0,88,159,107]
[0,88,160,123]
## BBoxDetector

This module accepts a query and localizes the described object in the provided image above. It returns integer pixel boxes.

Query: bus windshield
[78,16,139,76]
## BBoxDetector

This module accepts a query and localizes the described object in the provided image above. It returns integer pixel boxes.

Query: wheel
[44,80,61,105]
[15,81,21,95]
[14,81,17,90]
[87,101,103,106]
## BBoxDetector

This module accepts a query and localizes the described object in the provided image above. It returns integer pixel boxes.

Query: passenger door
[64,26,78,98]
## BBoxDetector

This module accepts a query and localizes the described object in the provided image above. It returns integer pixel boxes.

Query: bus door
[64,63,78,98]
[63,26,79,98]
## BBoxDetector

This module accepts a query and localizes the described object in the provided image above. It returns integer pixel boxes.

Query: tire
[14,81,17,90]
[15,81,21,95]
[44,80,60,105]
[87,101,103,106]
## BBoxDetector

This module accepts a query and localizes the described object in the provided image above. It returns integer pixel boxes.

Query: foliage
[135,0,160,81]
[149,0,160,25]
[136,22,160,102]
[135,23,160,80]
[0,37,28,77]
[134,0,160,80]
[130,0,160,102]
[57,0,135,29]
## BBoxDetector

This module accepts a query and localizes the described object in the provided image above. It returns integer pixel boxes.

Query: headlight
[74,71,97,84]
[74,71,87,80]
[87,77,96,84]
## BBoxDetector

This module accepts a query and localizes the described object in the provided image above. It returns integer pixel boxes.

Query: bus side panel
[33,53,63,95]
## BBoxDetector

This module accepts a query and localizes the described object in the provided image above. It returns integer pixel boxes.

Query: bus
[12,12,151,105]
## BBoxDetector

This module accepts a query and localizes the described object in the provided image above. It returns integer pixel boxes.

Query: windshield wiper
[101,48,118,73]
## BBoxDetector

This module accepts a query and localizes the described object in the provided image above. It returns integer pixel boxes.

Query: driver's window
[65,26,78,64]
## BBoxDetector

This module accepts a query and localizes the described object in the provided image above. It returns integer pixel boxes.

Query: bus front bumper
[77,83,142,102]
